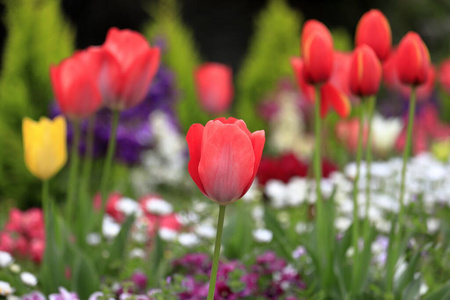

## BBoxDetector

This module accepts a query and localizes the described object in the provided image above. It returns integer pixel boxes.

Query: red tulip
[439,59,450,94]
[0,232,14,253]
[291,58,351,118]
[50,47,104,119]
[186,117,265,205]
[320,83,351,118]
[355,9,391,61]
[396,32,430,86]
[400,65,436,101]
[329,51,353,98]
[195,63,233,114]
[382,49,401,90]
[349,45,382,96]
[100,27,161,110]
[336,118,369,153]
[301,20,334,84]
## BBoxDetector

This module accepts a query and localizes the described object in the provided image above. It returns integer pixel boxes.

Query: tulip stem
[207,205,227,300]
[100,110,120,217]
[80,116,96,197]
[363,96,375,238]
[398,87,415,231]
[351,99,365,295]
[66,121,81,223]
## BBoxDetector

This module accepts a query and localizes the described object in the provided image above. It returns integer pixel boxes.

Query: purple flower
[131,271,148,291]
[49,287,79,300]
[22,291,46,300]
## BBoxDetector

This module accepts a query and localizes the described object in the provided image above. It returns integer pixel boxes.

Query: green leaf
[263,206,294,261]
[222,202,253,259]
[71,249,100,299]
[394,252,421,297]
[401,275,422,300]
[422,282,450,300]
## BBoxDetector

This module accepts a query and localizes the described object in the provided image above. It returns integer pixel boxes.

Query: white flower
[427,218,440,234]
[102,217,121,240]
[335,217,352,232]
[371,114,403,155]
[252,228,273,243]
[0,281,14,296]
[86,233,101,246]
[0,251,13,268]
[195,224,216,239]
[265,179,288,208]
[116,197,142,217]
[242,180,260,202]
[178,233,200,247]
[159,228,178,242]
[89,292,114,300]
[292,246,306,259]
[20,272,37,286]
[129,248,146,259]
[146,198,173,216]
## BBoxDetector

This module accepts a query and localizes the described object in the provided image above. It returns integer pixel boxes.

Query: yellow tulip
[22,116,67,180]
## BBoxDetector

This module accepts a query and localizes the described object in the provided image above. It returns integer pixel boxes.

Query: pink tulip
[195,63,233,114]
[186,117,265,205]
[99,27,161,110]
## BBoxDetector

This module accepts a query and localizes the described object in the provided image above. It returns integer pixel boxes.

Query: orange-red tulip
[320,83,351,118]
[50,48,104,119]
[100,27,161,110]
[396,32,430,86]
[349,45,382,96]
[439,59,450,94]
[290,57,314,101]
[355,9,392,61]
[195,63,233,115]
[186,117,265,205]
[301,20,334,84]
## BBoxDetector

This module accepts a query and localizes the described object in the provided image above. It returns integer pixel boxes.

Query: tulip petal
[186,123,207,196]
[241,130,265,197]
[119,49,161,109]
[198,121,255,204]
[290,57,315,102]
[321,83,351,118]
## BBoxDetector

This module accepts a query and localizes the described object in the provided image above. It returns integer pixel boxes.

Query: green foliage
[235,0,301,132]
[143,0,209,132]
[0,0,74,203]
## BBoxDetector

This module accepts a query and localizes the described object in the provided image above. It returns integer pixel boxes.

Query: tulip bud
[50,48,104,119]
[396,32,430,86]
[301,20,334,84]
[186,118,265,205]
[195,63,233,114]
[22,116,67,180]
[355,9,392,61]
[439,59,450,94]
[349,45,382,96]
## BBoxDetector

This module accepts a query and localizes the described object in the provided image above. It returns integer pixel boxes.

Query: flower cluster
[0,208,45,263]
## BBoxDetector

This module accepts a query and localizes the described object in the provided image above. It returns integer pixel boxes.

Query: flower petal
[186,123,207,196]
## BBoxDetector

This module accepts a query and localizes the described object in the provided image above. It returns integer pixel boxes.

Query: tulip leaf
[401,275,422,300]
[394,252,421,297]
[222,202,253,259]
[263,206,294,261]
[71,248,100,299]
[422,282,450,300]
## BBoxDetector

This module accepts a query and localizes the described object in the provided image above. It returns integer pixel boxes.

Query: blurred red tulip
[336,118,368,153]
[186,117,265,205]
[0,232,14,253]
[321,83,351,118]
[100,27,161,110]
[439,59,450,94]
[30,239,45,264]
[195,63,233,114]
[355,9,392,61]
[349,45,382,96]
[301,20,334,84]
[396,32,430,86]
[290,57,315,101]
[382,49,401,90]
[329,51,353,98]
[50,47,104,119]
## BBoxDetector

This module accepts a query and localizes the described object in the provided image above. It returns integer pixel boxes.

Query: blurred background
[1,0,450,70]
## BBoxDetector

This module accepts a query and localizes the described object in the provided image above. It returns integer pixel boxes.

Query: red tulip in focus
[100,27,161,110]
[186,117,265,205]
[195,63,233,115]
[50,48,104,119]
[439,59,450,94]
[349,45,382,96]
[396,32,430,86]
[301,20,334,84]
[400,65,436,101]
[355,9,392,61]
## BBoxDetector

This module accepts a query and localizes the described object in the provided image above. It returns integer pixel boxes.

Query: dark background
[1,0,450,71]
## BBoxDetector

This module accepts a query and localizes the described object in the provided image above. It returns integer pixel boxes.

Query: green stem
[42,180,50,219]
[207,205,227,300]
[80,116,96,197]
[100,110,120,213]
[66,121,81,222]
[351,99,365,295]
[363,97,376,238]
[398,88,416,231]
